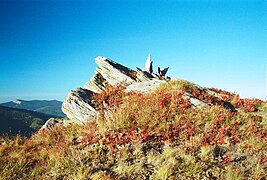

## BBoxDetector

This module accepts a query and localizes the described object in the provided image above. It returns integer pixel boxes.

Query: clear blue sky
[0,0,266,103]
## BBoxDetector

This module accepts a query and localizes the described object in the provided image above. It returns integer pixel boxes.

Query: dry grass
[0,80,266,179]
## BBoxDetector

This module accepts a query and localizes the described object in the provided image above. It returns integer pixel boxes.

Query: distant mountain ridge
[0,99,65,117]
[0,106,55,136]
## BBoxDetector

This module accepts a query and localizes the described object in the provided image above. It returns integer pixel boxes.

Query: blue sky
[0,0,266,103]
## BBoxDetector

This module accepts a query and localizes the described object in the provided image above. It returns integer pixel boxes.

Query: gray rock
[84,57,155,93]
[95,56,136,86]
[136,68,153,82]
[126,79,166,93]
[184,92,209,108]
[62,88,97,123]
[39,118,73,131]
[62,55,171,124]
[206,89,221,98]
[84,72,108,93]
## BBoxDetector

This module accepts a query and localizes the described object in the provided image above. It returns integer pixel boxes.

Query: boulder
[62,88,97,123]
[39,118,72,131]
[185,92,209,108]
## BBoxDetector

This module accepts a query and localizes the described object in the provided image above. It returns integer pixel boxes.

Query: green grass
[0,80,266,179]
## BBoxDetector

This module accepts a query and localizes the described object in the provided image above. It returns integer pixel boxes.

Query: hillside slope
[0,80,266,179]
[0,106,55,136]
[0,100,65,117]
[0,56,266,179]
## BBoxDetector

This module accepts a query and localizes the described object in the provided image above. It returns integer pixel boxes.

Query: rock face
[60,55,218,124]
[184,92,209,108]
[62,56,168,124]
[84,56,137,93]
[40,54,237,131]
[126,79,166,94]
[62,88,97,123]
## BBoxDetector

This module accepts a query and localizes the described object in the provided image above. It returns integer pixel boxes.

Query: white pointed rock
[143,53,153,74]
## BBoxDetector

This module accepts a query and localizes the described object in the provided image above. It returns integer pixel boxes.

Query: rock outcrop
[61,55,224,123]
[184,92,209,108]
[41,54,236,131]
[62,56,168,124]
[126,79,166,94]
[62,88,97,123]
[143,53,153,74]
[40,118,72,131]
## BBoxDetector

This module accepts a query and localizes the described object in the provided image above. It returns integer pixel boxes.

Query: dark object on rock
[157,67,169,77]
[72,136,85,145]
[213,145,225,160]
[143,54,169,78]
[223,101,236,112]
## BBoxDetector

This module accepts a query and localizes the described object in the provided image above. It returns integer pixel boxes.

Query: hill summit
[0,55,266,179]
[43,55,265,130]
